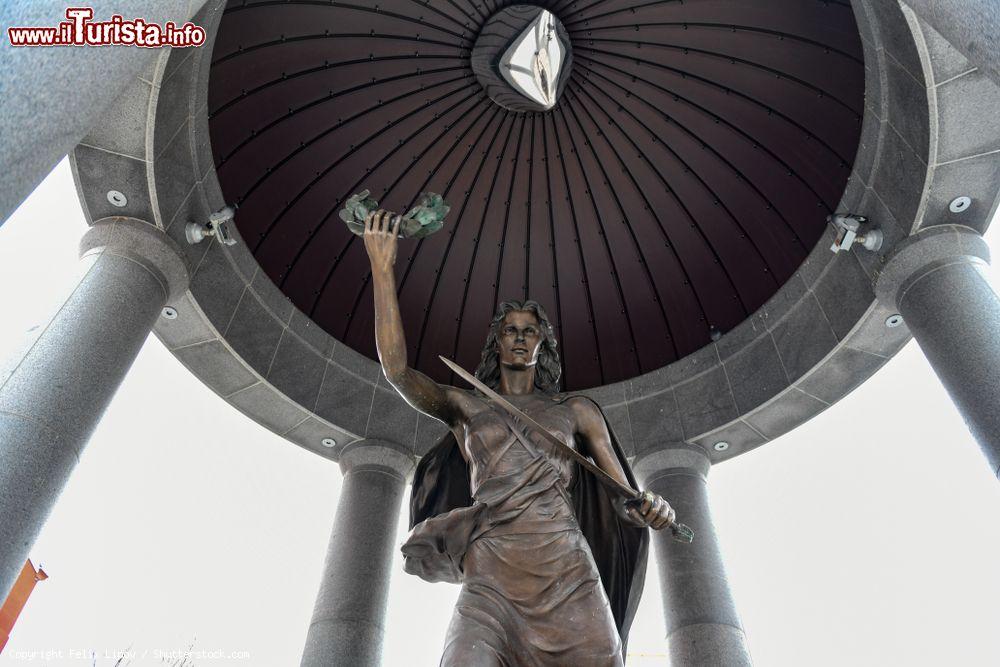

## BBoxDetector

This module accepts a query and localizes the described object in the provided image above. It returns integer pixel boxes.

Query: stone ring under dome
[67,0,1000,465]
[471,5,573,112]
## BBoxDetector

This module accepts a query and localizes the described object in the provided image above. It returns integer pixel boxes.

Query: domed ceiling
[207,0,865,391]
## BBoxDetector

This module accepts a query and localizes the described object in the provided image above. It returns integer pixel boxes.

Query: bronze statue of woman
[362,209,676,665]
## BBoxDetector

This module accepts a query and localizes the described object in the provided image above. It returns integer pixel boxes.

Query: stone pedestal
[876,225,1000,476]
[0,217,188,601]
[633,447,752,666]
[300,440,415,667]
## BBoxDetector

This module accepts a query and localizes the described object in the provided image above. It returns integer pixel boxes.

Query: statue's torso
[438,393,625,665]
[455,394,580,497]
[447,393,584,533]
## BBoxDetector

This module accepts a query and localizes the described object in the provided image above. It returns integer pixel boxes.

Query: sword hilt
[625,494,695,543]
[670,522,695,543]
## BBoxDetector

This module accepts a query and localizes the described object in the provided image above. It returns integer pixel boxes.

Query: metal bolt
[321,438,337,448]
[161,306,178,320]
[885,314,904,328]
[713,441,730,452]
[107,190,127,207]
[949,196,972,214]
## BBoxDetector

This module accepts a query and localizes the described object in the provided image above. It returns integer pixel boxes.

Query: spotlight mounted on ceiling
[827,213,882,254]
[186,205,239,247]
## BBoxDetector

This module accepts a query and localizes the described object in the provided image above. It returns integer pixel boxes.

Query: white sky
[1,159,1000,666]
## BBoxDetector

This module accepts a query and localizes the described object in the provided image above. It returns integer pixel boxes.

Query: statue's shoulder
[449,386,484,409]
[445,386,480,401]
[550,392,597,408]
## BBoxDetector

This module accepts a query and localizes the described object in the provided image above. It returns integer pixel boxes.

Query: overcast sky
[1,159,999,666]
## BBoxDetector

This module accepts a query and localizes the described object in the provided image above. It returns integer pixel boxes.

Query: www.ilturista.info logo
[7,7,206,48]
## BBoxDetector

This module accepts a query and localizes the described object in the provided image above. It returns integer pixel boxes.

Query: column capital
[632,445,711,485]
[80,217,190,302]
[875,225,990,311]
[338,439,416,480]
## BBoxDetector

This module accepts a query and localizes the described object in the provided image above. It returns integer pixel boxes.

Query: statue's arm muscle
[568,397,632,488]
[570,396,675,529]
[366,209,463,426]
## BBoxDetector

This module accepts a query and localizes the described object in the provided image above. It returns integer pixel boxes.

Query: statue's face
[497,310,543,371]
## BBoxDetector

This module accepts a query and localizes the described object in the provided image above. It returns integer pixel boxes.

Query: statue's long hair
[473,300,562,394]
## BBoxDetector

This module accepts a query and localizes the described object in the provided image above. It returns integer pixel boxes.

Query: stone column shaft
[301,440,415,667]
[0,217,188,601]
[634,447,752,666]
[0,1,209,225]
[876,225,1000,476]
[902,0,1000,89]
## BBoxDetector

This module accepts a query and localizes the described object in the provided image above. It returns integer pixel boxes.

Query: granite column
[634,447,752,666]
[300,440,415,667]
[876,225,1000,477]
[0,1,209,225]
[901,0,1000,88]
[0,217,189,601]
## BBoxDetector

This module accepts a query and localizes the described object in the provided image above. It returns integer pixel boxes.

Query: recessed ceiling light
[107,190,127,207]
[949,196,971,213]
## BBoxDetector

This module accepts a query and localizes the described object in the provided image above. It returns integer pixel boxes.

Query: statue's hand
[363,208,401,274]
[622,490,676,530]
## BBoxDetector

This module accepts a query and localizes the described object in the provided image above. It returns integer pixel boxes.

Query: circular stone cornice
[632,446,712,484]
[80,217,191,302]
[338,439,417,479]
[874,224,991,310]
[68,0,1000,466]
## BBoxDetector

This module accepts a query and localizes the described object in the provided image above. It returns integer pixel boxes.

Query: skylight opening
[500,9,565,109]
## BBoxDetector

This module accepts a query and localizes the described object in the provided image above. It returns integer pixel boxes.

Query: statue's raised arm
[362,209,464,427]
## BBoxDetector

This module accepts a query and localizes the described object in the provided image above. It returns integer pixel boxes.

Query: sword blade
[439,355,640,501]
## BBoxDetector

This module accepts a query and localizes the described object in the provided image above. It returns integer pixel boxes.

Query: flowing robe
[401,392,648,665]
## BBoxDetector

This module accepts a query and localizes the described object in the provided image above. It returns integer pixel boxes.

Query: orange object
[0,559,48,653]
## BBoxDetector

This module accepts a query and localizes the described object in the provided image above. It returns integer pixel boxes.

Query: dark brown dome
[208,0,865,391]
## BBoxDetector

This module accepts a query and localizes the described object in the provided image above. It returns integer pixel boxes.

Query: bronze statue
[362,209,676,665]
